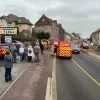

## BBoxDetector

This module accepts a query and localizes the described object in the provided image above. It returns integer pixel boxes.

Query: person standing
[27,45,34,62]
[4,50,13,82]
[23,45,28,60]
[10,43,17,63]
[33,44,40,62]
[19,45,24,61]
[50,44,54,56]
[39,42,44,55]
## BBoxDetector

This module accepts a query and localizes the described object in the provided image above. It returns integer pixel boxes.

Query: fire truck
[56,41,72,59]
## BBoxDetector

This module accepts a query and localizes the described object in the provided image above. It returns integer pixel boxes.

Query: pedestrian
[23,45,28,60]
[4,50,13,82]
[10,43,17,63]
[50,44,54,56]
[39,41,44,55]
[19,45,24,61]
[33,44,40,62]
[27,45,34,62]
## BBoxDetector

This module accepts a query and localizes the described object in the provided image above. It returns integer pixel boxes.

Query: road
[56,54,100,100]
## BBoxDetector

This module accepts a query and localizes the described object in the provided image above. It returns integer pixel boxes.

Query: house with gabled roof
[34,14,60,40]
[91,29,100,45]
[0,14,33,38]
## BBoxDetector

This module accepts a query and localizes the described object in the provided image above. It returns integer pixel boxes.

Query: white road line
[0,63,31,100]
[45,77,51,100]
[51,56,57,100]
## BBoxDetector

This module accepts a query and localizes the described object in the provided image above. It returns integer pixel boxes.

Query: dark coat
[40,44,44,50]
[4,55,13,68]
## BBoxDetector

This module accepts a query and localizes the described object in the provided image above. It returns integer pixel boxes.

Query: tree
[35,31,50,40]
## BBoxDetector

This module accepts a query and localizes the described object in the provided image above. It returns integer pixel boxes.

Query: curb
[45,56,57,100]
[80,49,100,62]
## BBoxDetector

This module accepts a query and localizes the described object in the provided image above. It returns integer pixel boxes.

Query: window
[95,33,98,38]
[42,18,45,22]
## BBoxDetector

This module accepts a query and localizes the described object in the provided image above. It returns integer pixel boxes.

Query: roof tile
[0,14,33,25]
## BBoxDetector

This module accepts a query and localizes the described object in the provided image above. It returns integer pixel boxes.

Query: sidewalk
[0,61,30,96]
[80,49,100,61]
[0,54,45,100]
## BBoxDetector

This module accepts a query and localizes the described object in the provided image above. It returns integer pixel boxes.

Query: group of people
[3,42,44,82]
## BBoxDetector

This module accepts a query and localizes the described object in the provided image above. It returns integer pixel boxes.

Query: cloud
[0,0,100,38]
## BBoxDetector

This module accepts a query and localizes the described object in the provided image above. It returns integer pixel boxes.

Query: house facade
[57,24,65,41]
[34,14,65,40]
[91,29,100,45]
[0,14,33,38]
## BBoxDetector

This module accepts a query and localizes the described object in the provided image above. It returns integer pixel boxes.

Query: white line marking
[45,77,51,100]
[51,56,57,100]
[0,63,31,100]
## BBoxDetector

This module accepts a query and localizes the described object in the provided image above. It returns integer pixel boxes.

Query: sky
[0,0,100,38]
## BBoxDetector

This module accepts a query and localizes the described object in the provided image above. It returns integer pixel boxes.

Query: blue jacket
[4,55,13,68]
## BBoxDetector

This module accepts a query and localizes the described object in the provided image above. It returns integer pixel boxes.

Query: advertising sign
[0,27,17,35]
[5,36,12,43]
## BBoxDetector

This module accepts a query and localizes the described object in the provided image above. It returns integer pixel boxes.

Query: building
[0,14,33,38]
[34,14,65,40]
[91,29,100,45]
[57,24,65,41]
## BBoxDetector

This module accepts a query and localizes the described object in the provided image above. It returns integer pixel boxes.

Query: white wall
[0,19,16,27]
[0,19,8,27]
[35,24,59,40]
[17,24,32,33]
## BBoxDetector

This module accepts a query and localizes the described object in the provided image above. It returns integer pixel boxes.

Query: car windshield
[71,45,79,49]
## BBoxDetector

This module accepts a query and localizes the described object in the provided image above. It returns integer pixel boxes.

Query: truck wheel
[56,55,59,58]
[69,57,72,59]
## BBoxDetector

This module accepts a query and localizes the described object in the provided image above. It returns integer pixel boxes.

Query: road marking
[0,63,31,100]
[72,59,100,87]
[51,55,57,100]
[45,77,51,100]
[81,52,100,63]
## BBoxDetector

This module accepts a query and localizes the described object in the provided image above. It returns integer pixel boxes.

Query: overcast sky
[0,0,100,38]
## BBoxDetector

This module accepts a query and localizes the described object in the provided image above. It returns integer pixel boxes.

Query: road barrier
[80,49,100,61]
[80,49,88,55]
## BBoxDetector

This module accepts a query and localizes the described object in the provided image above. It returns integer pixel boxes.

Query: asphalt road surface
[56,54,100,100]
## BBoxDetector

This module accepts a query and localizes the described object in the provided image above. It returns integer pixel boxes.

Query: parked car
[12,40,23,46]
[81,42,89,49]
[0,44,9,58]
[71,44,80,54]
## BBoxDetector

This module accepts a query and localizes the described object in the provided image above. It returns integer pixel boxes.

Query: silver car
[71,44,80,54]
